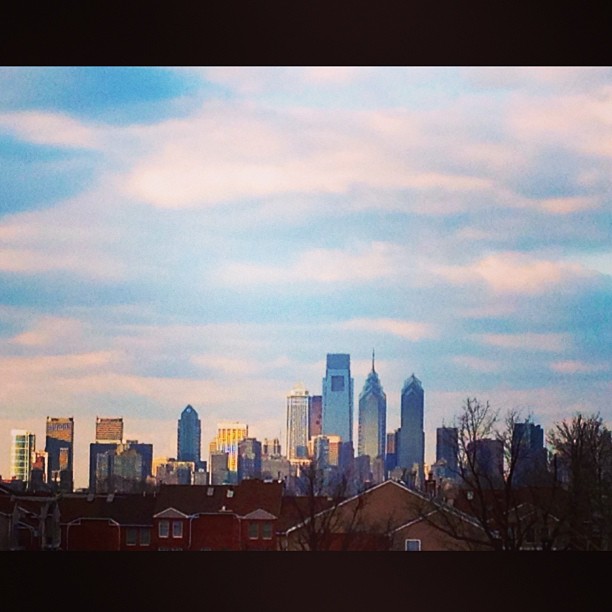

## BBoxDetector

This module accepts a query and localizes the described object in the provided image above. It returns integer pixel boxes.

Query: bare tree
[548,412,612,550]
[421,398,561,550]
[282,460,370,551]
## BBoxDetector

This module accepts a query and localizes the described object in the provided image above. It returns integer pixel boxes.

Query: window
[126,527,138,546]
[262,522,273,540]
[248,522,259,539]
[172,520,183,538]
[405,539,421,551]
[158,519,170,538]
[226,489,234,498]
[331,376,345,392]
[140,528,151,546]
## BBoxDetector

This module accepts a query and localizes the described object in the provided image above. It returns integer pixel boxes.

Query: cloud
[476,333,570,352]
[435,252,596,294]
[0,110,100,149]
[549,360,609,374]
[340,318,437,341]
[217,242,403,287]
[450,355,502,373]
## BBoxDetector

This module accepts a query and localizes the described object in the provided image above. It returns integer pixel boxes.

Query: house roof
[58,493,157,526]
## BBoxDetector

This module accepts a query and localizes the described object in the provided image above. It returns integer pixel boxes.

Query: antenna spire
[372,348,375,372]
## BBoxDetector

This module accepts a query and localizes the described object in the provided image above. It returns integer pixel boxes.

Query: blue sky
[1,67,610,488]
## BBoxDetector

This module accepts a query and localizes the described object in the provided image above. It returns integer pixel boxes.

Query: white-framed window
[158,519,170,538]
[172,520,183,538]
[405,539,421,551]
[140,528,151,546]
[126,527,138,546]
[248,522,259,539]
[262,522,273,540]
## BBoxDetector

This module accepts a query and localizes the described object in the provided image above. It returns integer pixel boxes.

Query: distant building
[211,422,248,483]
[385,430,399,473]
[309,395,322,439]
[358,350,386,462]
[237,438,262,481]
[45,417,74,492]
[286,383,310,463]
[322,353,354,446]
[177,405,202,467]
[262,438,281,458]
[467,438,504,487]
[397,374,425,488]
[436,426,459,479]
[10,430,36,484]
[210,451,229,485]
[90,440,153,493]
[511,421,548,486]
[155,458,196,485]
[95,417,123,443]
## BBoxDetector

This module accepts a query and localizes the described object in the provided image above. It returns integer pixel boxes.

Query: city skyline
[1,67,610,488]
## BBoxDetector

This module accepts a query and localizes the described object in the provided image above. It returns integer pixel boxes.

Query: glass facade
[286,383,310,463]
[177,405,202,465]
[45,417,74,492]
[322,353,354,445]
[10,429,36,482]
[398,374,425,487]
[358,352,387,460]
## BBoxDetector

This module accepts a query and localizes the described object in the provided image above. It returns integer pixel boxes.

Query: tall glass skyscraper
[397,373,425,487]
[358,351,386,461]
[177,405,202,465]
[10,429,36,483]
[286,382,310,463]
[45,416,74,492]
[322,353,353,446]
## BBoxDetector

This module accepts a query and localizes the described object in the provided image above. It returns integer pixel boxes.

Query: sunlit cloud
[549,360,609,374]
[340,318,437,341]
[477,332,570,352]
[435,252,596,294]
[450,355,502,373]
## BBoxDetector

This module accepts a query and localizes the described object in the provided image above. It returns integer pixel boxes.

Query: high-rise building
[263,438,281,458]
[177,405,202,466]
[10,430,36,483]
[210,451,229,485]
[212,422,248,478]
[467,438,504,487]
[511,421,548,486]
[237,438,262,481]
[397,373,425,488]
[436,426,459,477]
[92,440,153,494]
[358,350,386,461]
[385,430,399,473]
[45,416,74,492]
[286,382,310,463]
[95,417,123,443]
[309,395,323,439]
[322,353,353,445]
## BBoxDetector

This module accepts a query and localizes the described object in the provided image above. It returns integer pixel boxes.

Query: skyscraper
[397,373,425,488]
[92,440,153,494]
[511,421,548,486]
[436,426,459,477]
[45,416,74,492]
[322,353,353,446]
[212,422,248,479]
[358,350,386,461]
[309,395,322,439]
[10,429,36,483]
[177,405,202,466]
[237,437,262,481]
[286,382,310,463]
[95,417,123,443]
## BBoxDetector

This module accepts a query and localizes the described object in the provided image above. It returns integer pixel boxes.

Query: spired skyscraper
[322,353,354,448]
[397,373,425,488]
[358,351,386,462]
[177,405,202,466]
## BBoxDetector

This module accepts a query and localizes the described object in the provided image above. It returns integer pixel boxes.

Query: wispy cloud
[476,332,570,352]
[340,318,437,341]
[549,360,609,374]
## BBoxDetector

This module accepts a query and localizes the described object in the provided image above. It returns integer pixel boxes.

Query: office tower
[263,438,281,458]
[467,438,504,487]
[92,440,153,494]
[511,421,548,486]
[286,382,310,463]
[436,426,459,477]
[10,430,36,483]
[177,405,202,466]
[385,430,398,472]
[210,451,229,485]
[310,435,330,468]
[322,353,354,445]
[30,451,48,489]
[237,438,262,481]
[212,422,248,478]
[358,350,386,461]
[309,395,323,438]
[95,417,123,443]
[45,416,74,492]
[397,374,425,488]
